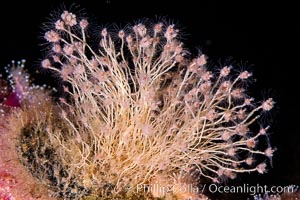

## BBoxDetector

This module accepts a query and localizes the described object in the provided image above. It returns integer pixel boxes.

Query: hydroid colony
[0,10,275,200]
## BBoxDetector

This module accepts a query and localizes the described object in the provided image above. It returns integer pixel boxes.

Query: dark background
[1,1,299,199]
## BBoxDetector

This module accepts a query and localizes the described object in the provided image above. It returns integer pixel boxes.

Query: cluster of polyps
[40,10,275,198]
